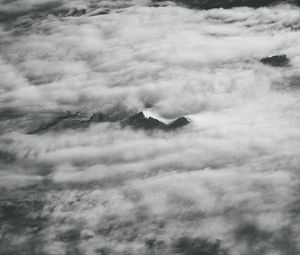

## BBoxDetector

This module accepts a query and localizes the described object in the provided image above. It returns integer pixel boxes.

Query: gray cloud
[1,1,300,255]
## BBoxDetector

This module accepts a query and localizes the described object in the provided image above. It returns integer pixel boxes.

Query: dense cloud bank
[1,0,300,255]
[155,0,300,9]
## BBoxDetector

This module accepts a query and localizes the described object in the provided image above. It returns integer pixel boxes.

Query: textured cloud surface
[1,1,300,255]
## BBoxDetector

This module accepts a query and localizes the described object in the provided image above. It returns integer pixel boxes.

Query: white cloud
[1,2,300,255]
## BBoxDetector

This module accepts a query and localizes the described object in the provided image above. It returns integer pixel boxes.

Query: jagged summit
[260,55,290,67]
[122,112,190,131]
[28,111,190,134]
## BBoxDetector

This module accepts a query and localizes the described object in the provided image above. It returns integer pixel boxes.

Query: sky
[1,1,300,255]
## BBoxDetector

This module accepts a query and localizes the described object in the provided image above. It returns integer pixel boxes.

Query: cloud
[1,1,300,255]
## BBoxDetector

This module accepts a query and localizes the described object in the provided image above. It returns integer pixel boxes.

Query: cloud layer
[1,1,300,255]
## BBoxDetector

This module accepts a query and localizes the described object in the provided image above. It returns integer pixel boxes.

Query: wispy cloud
[1,1,300,255]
